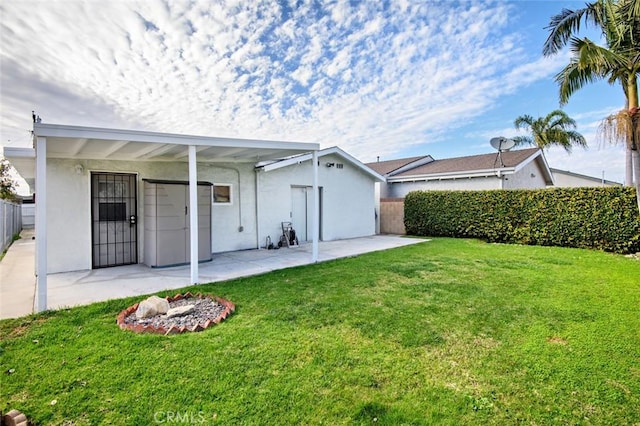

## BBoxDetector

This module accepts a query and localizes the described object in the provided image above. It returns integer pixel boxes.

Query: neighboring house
[366,148,554,235]
[19,194,35,229]
[367,148,554,198]
[4,123,383,311]
[550,168,623,188]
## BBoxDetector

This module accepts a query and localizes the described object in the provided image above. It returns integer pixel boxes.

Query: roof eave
[3,147,36,190]
[388,167,516,182]
[386,155,435,176]
[33,123,319,152]
[258,147,386,182]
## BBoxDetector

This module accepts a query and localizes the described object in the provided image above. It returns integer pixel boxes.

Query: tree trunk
[633,149,640,213]
[628,75,639,212]
[626,146,634,186]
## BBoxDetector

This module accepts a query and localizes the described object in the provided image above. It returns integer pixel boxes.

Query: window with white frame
[213,184,232,204]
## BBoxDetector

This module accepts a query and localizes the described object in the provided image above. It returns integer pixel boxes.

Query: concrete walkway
[0,229,36,319]
[1,233,427,319]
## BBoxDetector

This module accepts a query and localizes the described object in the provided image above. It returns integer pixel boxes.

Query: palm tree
[513,110,587,153]
[543,0,640,207]
[543,0,639,108]
[599,107,640,186]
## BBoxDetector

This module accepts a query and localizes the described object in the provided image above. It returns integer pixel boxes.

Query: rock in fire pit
[117,292,235,335]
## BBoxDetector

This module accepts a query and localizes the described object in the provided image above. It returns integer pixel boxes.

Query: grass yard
[1,238,639,425]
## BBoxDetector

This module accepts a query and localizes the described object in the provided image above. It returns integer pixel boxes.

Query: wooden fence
[380,198,405,235]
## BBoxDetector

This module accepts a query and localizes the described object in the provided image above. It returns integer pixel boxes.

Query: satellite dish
[490,137,515,151]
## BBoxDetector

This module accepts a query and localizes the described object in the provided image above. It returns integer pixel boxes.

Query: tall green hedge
[404,187,640,254]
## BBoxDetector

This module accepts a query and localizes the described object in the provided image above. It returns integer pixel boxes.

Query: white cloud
[0,0,623,191]
[546,144,626,184]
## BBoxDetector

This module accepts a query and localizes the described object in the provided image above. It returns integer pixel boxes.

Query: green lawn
[1,238,639,425]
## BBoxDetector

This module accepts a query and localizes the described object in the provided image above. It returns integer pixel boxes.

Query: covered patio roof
[4,122,321,313]
[4,123,319,188]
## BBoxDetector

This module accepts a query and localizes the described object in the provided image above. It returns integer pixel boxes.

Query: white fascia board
[324,146,387,182]
[388,167,516,183]
[550,168,622,185]
[3,147,36,181]
[258,146,386,182]
[387,155,435,177]
[33,123,319,152]
[514,149,554,185]
[539,150,555,185]
[542,161,555,185]
[3,147,36,158]
[512,149,540,173]
[259,152,313,171]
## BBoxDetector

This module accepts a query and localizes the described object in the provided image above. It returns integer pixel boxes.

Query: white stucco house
[367,148,554,198]
[256,146,384,243]
[550,168,623,188]
[4,123,384,311]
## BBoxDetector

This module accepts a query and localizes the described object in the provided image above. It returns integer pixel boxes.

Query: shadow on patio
[25,235,427,314]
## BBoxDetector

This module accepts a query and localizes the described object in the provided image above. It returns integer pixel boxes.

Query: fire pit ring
[117,292,235,335]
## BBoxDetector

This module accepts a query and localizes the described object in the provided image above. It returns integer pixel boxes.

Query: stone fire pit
[117,292,235,335]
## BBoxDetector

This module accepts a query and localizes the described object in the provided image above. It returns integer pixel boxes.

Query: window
[213,184,232,204]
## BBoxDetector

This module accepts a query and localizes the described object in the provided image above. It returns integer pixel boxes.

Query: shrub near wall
[404,187,640,254]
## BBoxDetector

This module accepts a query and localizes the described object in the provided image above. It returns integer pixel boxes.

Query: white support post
[188,145,199,284]
[35,136,47,312]
[311,150,319,262]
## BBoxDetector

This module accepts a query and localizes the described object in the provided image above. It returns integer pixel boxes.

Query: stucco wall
[320,154,377,240]
[45,158,257,273]
[502,160,548,189]
[46,154,377,273]
[551,172,620,188]
[383,164,549,196]
[203,163,259,253]
[21,204,35,228]
[386,176,502,197]
[257,153,377,246]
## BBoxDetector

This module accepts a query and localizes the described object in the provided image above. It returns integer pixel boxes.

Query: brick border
[116,292,235,335]
[2,409,28,426]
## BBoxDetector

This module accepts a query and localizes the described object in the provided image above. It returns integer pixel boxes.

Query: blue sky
[0,0,628,191]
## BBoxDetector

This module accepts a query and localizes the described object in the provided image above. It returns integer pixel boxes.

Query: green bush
[404,187,640,254]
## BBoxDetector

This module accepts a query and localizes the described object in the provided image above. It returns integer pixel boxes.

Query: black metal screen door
[91,173,138,268]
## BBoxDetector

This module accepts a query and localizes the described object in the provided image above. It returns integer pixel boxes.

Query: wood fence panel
[380,198,405,235]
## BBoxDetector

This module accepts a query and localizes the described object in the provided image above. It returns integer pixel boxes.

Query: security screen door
[91,173,138,268]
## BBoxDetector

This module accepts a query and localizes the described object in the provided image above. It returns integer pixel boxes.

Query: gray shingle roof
[365,156,430,175]
[391,148,541,177]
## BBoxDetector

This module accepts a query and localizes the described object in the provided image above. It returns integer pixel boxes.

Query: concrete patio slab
[1,234,427,319]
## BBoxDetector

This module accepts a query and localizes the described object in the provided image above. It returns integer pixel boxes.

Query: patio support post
[35,136,47,312]
[311,149,319,262]
[188,144,199,284]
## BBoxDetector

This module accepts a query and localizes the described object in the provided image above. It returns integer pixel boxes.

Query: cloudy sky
[0,0,629,190]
